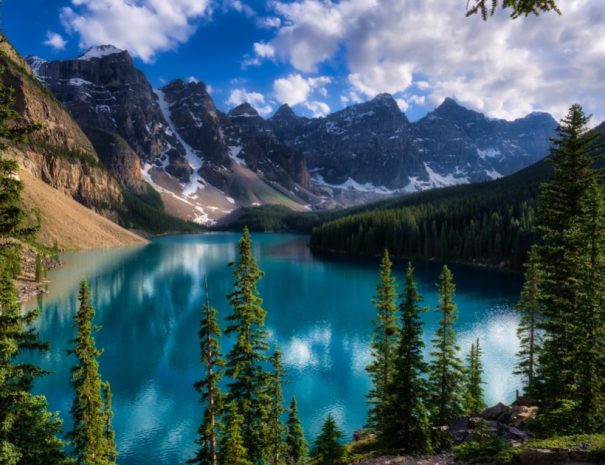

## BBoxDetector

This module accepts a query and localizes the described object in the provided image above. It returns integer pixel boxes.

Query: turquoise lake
[27,233,523,465]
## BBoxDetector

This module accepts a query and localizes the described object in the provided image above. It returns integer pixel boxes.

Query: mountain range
[25,44,557,225]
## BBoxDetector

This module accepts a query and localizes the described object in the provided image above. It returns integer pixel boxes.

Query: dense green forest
[308,161,548,270]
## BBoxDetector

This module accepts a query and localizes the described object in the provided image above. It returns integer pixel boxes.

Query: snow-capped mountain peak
[77,45,126,61]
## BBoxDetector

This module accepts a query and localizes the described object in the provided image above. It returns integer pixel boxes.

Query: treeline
[309,162,551,271]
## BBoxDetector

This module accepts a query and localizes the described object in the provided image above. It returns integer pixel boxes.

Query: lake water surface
[27,233,523,465]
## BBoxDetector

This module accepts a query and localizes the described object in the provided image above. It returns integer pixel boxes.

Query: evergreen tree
[463,338,486,415]
[285,397,308,465]
[383,262,431,453]
[67,280,116,465]
[219,403,253,465]
[225,227,270,462]
[35,253,44,282]
[190,278,224,465]
[0,63,39,274]
[514,247,542,396]
[0,268,70,465]
[533,105,605,429]
[264,346,288,465]
[366,249,398,434]
[571,180,605,431]
[311,414,345,465]
[427,265,465,426]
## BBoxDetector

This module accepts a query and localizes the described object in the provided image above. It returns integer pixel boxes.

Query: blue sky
[3,0,605,122]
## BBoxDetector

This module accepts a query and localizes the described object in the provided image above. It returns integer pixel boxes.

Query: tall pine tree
[571,180,605,431]
[514,247,542,396]
[68,280,116,465]
[0,63,39,275]
[366,249,398,434]
[463,338,486,415]
[427,265,465,426]
[225,227,270,463]
[0,268,69,465]
[190,278,224,465]
[533,104,605,432]
[285,397,307,465]
[264,346,287,465]
[383,262,431,453]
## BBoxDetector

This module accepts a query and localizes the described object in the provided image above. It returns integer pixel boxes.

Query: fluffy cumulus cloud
[227,88,273,115]
[273,73,331,115]
[262,0,605,121]
[44,31,67,50]
[60,0,212,63]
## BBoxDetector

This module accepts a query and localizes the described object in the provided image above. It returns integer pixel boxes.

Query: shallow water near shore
[26,232,523,465]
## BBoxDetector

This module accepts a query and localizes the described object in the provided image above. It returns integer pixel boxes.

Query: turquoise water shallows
[27,233,523,465]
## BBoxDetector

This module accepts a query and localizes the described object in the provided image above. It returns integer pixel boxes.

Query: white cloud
[258,16,282,28]
[273,73,332,107]
[60,0,212,63]
[265,0,605,121]
[187,76,199,83]
[227,88,273,116]
[305,100,331,117]
[254,42,275,58]
[395,98,408,112]
[44,31,67,50]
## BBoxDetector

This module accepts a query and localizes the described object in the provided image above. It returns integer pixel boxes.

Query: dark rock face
[27,49,312,198]
[27,47,189,184]
[271,94,420,188]
[269,95,557,192]
[414,98,557,184]
[223,103,310,190]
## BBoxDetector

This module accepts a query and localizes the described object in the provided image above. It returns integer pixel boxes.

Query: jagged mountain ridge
[26,45,557,223]
[28,47,314,223]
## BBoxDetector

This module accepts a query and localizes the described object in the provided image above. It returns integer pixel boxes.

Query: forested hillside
[308,122,605,270]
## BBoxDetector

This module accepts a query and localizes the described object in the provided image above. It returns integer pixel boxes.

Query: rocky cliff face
[28,45,190,186]
[269,95,557,194]
[1,37,123,216]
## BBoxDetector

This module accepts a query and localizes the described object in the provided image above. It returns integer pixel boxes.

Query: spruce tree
[427,265,465,426]
[383,262,431,453]
[533,105,605,430]
[514,247,542,396]
[286,397,307,465]
[67,280,116,465]
[219,403,253,465]
[311,414,345,465]
[264,346,287,465]
[35,253,43,282]
[571,180,605,431]
[225,227,270,462]
[463,338,486,415]
[0,63,39,273]
[366,249,398,434]
[190,278,224,465]
[0,268,69,465]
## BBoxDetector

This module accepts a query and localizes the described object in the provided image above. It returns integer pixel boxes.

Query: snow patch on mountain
[313,174,395,194]
[154,88,206,197]
[228,146,245,165]
[477,147,501,159]
[78,45,125,61]
[424,163,469,187]
[485,169,503,180]
[27,56,46,78]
